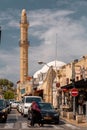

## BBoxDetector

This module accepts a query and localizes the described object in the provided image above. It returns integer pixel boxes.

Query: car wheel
[23,112,26,117]
[3,118,7,123]
[40,123,44,127]
[54,120,59,124]
[27,114,30,120]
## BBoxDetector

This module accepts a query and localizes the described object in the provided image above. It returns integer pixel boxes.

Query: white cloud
[28,9,87,75]
[0,6,87,83]
[0,49,20,82]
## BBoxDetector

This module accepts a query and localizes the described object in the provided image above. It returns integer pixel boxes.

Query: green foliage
[0,78,16,98]
[4,91,15,99]
[0,79,14,87]
[0,78,14,89]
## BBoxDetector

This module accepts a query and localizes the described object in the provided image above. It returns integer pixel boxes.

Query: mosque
[16,9,66,107]
[17,9,87,113]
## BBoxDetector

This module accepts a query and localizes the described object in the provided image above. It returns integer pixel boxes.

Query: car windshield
[39,103,54,110]
[0,100,5,107]
[26,97,42,103]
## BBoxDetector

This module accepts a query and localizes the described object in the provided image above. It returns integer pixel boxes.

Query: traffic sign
[71,88,79,97]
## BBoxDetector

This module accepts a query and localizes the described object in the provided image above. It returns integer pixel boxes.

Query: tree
[0,78,16,98]
[4,91,15,99]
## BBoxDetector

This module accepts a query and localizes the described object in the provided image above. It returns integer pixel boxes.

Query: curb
[60,117,87,128]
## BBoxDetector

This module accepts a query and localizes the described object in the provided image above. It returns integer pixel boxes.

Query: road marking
[52,125,63,129]
[21,122,64,129]
[21,122,29,129]
[0,122,81,129]
[65,124,80,129]
[4,123,14,128]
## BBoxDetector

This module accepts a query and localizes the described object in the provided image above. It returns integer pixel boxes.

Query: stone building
[34,56,87,114]
[33,60,66,108]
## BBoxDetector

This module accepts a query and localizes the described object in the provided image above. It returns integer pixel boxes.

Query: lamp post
[38,61,50,67]
[38,61,54,104]
[71,60,78,120]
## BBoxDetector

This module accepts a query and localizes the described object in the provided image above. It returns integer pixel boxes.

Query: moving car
[28,102,59,125]
[21,96,43,117]
[0,99,8,123]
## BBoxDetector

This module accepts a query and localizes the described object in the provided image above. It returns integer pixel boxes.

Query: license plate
[44,116,52,120]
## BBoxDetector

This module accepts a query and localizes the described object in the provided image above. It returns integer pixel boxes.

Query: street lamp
[38,61,54,104]
[38,61,50,67]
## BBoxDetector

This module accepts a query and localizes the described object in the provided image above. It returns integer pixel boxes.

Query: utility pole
[71,59,80,119]
[71,61,76,120]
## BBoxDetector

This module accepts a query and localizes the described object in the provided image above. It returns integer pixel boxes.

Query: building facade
[33,56,87,114]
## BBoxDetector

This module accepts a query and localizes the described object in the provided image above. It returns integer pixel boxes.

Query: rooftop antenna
[55,33,58,82]
[55,34,58,67]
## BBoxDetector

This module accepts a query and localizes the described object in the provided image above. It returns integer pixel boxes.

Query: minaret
[19,9,29,83]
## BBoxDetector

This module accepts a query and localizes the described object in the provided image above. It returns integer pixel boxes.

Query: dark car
[5,100,11,113]
[0,99,8,123]
[28,102,59,125]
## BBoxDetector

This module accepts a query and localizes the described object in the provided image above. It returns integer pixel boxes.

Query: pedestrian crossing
[0,122,80,129]
[4,123,14,129]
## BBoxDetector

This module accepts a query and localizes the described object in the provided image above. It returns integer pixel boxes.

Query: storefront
[59,79,87,115]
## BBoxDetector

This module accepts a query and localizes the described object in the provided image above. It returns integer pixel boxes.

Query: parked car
[17,101,22,113]
[28,102,59,125]
[5,100,11,113]
[0,99,8,123]
[11,101,20,109]
[9,99,15,104]
[21,96,43,117]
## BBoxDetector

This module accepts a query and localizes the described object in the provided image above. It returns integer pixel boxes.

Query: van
[21,96,43,116]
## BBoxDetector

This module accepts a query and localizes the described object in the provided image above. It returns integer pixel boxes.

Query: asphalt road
[0,109,86,130]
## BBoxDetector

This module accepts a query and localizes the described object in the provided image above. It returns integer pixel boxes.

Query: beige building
[33,56,87,114]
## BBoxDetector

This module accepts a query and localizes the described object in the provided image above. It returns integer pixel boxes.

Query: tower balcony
[19,40,30,47]
[20,21,29,25]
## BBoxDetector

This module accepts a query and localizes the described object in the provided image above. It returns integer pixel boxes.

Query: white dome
[33,69,42,78]
[33,60,66,78]
[41,60,65,72]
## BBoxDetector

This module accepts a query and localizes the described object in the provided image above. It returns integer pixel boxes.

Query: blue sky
[0,0,87,83]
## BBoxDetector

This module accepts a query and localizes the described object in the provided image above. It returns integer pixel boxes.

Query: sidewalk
[61,116,87,127]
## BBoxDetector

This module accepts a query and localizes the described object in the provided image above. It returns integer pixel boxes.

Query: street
[0,109,86,130]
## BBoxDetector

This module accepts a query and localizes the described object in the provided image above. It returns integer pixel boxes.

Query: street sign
[71,88,78,97]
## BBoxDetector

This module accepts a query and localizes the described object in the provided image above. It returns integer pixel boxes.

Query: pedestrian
[83,102,86,116]
[30,101,42,127]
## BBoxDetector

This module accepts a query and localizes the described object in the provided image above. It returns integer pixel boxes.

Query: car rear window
[39,103,54,110]
[26,97,42,103]
[0,100,5,106]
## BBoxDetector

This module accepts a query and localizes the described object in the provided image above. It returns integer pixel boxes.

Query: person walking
[30,101,42,127]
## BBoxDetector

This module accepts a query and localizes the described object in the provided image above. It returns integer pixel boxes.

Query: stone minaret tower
[19,9,29,83]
